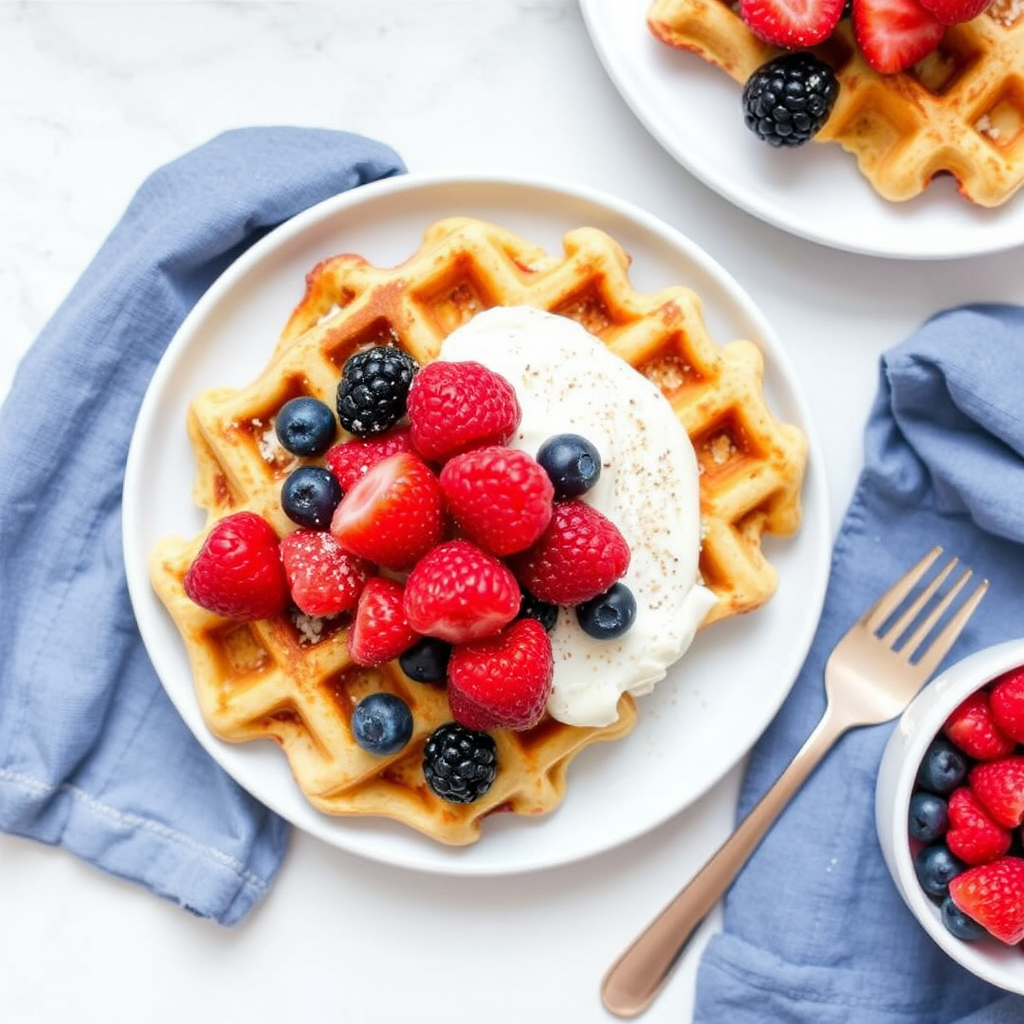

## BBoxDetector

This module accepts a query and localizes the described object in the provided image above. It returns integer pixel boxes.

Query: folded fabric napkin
[0,127,404,925]
[694,304,1024,1023]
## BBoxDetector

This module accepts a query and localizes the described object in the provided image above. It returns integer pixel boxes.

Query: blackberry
[422,723,498,804]
[742,53,838,148]
[336,346,418,437]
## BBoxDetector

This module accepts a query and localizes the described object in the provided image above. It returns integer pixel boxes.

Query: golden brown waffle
[648,0,1024,207]
[149,216,807,845]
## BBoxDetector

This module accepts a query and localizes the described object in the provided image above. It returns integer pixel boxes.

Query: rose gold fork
[601,546,988,1019]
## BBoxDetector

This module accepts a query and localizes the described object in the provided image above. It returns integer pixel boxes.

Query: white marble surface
[0,3,1021,1023]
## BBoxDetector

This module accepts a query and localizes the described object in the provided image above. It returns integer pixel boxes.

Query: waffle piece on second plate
[149,216,807,845]
[647,0,1024,207]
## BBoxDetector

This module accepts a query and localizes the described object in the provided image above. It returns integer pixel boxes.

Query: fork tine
[893,565,971,659]
[863,546,943,633]
[912,578,989,678]
[879,556,959,646]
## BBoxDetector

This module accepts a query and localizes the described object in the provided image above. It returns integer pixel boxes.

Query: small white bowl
[876,637,1024,995]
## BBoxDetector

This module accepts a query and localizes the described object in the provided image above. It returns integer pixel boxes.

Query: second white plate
[123,172,831,876]
[580,0,1024,260]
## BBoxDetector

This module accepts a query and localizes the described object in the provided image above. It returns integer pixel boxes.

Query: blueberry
[916,738,969,795]
[940,896,986,941]
[909,791,949,843]
[274,397,337,457]
[536,433,602,498]
[281,465,342,529]
[913,843,964,897]
[351,692,414,756]
[576,582,636,640]
[399,636,452,684]
[517,588,559,633]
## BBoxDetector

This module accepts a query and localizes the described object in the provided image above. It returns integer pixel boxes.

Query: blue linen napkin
[0,127,404,925]
[693,304,1024,1023]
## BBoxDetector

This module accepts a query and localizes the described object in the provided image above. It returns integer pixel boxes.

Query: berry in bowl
[876,638,1024,994]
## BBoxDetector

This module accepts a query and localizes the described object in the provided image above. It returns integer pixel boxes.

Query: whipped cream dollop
[438,306,716,728]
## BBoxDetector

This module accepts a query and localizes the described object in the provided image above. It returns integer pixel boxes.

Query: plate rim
[578,0,1024,261]
[123,169,832,876]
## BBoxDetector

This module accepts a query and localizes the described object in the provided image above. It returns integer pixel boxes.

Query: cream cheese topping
[438,305,716,727]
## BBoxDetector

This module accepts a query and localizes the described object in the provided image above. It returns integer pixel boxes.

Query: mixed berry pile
[182,346,636,806]
[739,0,994,147]
[909,666,1024,946]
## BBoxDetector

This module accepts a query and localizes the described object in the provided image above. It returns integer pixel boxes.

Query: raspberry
[943,689,1016,761]
[183,511,289,621]
[989,668,1024,744]
[439,446,554,556]
[280,529,373,618]
[330,451,446,571]
[511,499,630,607]
[347,577,420,668]
[945,787,1012,866]
[403,539,520,644]
[448,618,554,731]
[324,426,414,492]
[422,723,498,804]
[406,360,521,462]
[969,756,1024,829]
[949,857,1024,945]
[336,346,418,437]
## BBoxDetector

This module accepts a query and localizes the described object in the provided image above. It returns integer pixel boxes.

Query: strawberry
[945,787,1012,865]
[404,539,520,644]
[740,0,844,47]
[916,0,990,24]
[406,360,521,463]
[852,0,945,74]
[990,668,1024,744]
[183,511,289,621]
[439,445,554,557]
[511,499,630,607]
[330,451,445,571]
[324,426,415,492]
[948,856,1024,944]
[347,577,420,667]
[969,756,1024,829]
[448,618,554,731]
[942,689,1016,760]
[280,529,372,618]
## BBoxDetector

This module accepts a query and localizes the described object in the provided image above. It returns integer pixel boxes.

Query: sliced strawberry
[969,756,1024,829]
[852,0,945,74]
[183,511,289,621]
[324,426,415,492]
[989,668,1024,744]
[448,618,554,731]
[945,787,1012,865]
[280,529,373,618]
[942,689,1016,760]
[403,539,521,644]
[347,577,420,668]
[330,451,446,571]
[949,856,1024,944]
[741,0,844,47]
[916,0,990,24]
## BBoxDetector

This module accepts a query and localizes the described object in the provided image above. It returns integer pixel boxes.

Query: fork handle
[601,706,848,1019]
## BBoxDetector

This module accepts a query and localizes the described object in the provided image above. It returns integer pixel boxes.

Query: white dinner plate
[123,172,831,876]
[579,0,1024,260]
